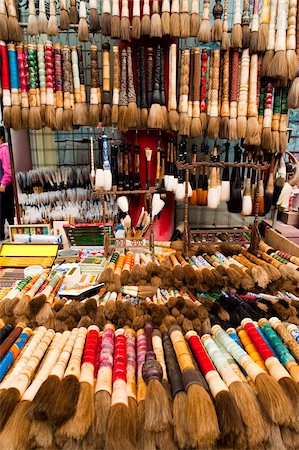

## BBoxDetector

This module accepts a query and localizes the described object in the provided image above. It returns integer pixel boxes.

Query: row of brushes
[1,317,299,449]
[0,39,296,143]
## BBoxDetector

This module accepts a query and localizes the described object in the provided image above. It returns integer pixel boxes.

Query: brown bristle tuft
[190,13,200,37]
[170,12,180,37]
[0,400,31,449]
[215,390,247,448]
[47,375,80,425]
[132,15,141,39]
[0,387,20,430]
[141,14,151,36]
[102,12,111,35]
[161,11,170,35]
[106,403,136,449]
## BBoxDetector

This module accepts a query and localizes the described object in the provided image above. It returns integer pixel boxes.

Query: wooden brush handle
[179,49,190,114]
[119,48,128,106]
[221,49,230,117]
[260,0,270,26]
[275,0,288,52]
[241,0,250,26]
[238,49,250,117]
[192,48,200,119]
[287,0,297,51]
[53,44,63,109]
[248,54,258,118]
[233,0,242,25]
[152,46,162,104]
[156,147,161,183]
[267,0,278,50]
[64,327,87,379]
[169,43,177,110]
[140,47,147,108]
[210,49,220,118]
[147,47,153,106]
[200,49,208,114]
[230,49,239,103]
[102,42,110,99]
[112,46,120,107]
[251,0,259,31]
[127,47,136,104]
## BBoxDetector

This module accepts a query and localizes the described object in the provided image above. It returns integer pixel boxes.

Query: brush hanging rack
[180,160,270,256]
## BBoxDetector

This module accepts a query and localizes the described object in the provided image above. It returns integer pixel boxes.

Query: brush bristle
[45,105,56,129]
[180,12,190,38]
[231,23,242,48]
[106,403,136,449]
[168,110,179,131]
[0,400,31,449]
[111,15,120,38]
[141,14,151,36]
[179,111,191,136]
[190,117,202,137]
[262,127,272,150]
[0,14,8,40]
[69,5,79,24]
[207,116,220,139]
[118,105,129,132]
[161,11,170,35]
[11,106,22,131]
[270,51,288,86]
[47,375,80,425]
[287,49,298,81]
[111,104,119,125]
[60,9,70,29]
[73,102,89,126]
[197,18,211,42]
[121,16,131,41]
[221,30,230,50]
[219,116,230,139]
[262,49,274,77]
[148,103,164,129]
[132,15,141,39]
[89,104,100,127]
[63,109,74,131]
[244,116,261,146]
[215,390,247,448]
[250,30,258,54]
[144,379,172,432]
[29,107,42,130]
[242,25,251,49]
[211,19,222,42]
[38,12,48,33]
[150,13,162,38]
[78,18,89,41]
[27,14,38,35]
[257,23,269,52]
[55,107,64,130]
[48,15,58,35]
[28,375,60,421]
[141,108,148,128]
[190,13,200,37]
[126,102,138,128]
[0,387,20,430]
[170,12,180,37]
[89,8,100,32]
[287,77,299,109]
[102,12,111,35]
[102,103,112,127]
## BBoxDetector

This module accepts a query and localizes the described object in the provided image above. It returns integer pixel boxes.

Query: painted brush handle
[45,41,55,108]
[127,46,136,104]
[49,328,78,380]
[126,328,137,401]
[119,48,128,107]
[80,325,99,383]
[112,45,120,108]
[200,49,208,114]
[221,50,230,118]
[160,46,166,108]
[162,333,184,398]
[237,328,266,370]
[53,44,63,109]
[140,47,147,108]
[0,323,26,361]
[152,45,162,105]
[0,328,33,382]
[0,42,11,111]
[147,47,153,106]
[16,45,29,109]
[137,329,147,403]
[111,328,127,407]
[0,323,14,344]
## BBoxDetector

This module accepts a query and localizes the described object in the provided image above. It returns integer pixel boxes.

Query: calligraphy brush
[191,48,202,137]
[190,0,200,36]
[258,0,270,52]
[69,0,78,23]
[168,43,179,131]
[220,142,230,202]
[241,0,251,49]
[27,0,38,35]
[148,46,163,129]
[198,0,211,42]
[141,0,150,36]
[161,0,170,35]
[170,0,180,37]
[211,0,223,41]
[60,0,70,29]
[179,49,191,136]
[180,0,190,38]
[126,47,138,128]
[120,0,130,41]
[102,0,111,35]
[48,0,58,35]
[89,0,100,32]
[262,0,277,77]
[102,43,111,126]
[118,49,128,132]
[132,0,141,39]
[38,0,48,33]
[221,0,229,49]
[231,0,242,48]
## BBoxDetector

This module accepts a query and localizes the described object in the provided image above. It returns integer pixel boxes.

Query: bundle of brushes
[1,317,299,450]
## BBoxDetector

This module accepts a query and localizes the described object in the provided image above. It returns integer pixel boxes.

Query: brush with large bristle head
[250,0,260,53]
[231,0,242,48]
[197,0,211,42]
[287,77,299,109]
[261,0,277,76]
[102,0,111,35]
[150,0,162,38]
[211,0,223,42]
[207,50,220,139]
[47,0,58,35]
[237,49,250,138]
[178,49,191,136]
[89,0,100,32]
[126,46,138,128]
[77,0,89,41]
[180,0,190,38]
[148,46,164,129]
[69,0,78,23]
[170,0,180,37]
[228,49,239,141]
[110,0,120,38]
[0,0,8,41]
[161,0,170,35]
[131,0,141,39]
[120,0,130,41]
[168,44,179,131]
[89,45,101,127]
[141,0,151,35]
[59,0,70,29]
[111,45,120,125]
[27,0,38,35]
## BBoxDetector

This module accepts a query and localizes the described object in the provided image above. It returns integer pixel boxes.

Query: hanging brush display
[198,0,211,42]
[89,45,101,127]
[54,44,64,130]
[161,0,170,36]
[207,49,220,139]
[102,42,111,127]
[7,43,21,130]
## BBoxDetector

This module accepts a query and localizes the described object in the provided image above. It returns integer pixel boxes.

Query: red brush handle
[113,333,127,382]
[0,42,10,90]
[243,321,274,361]
[188,334,215,376]
[45,41,54,90]
[82,328,99,365]
[16,46,27,93]
[94,335,102,378]
[200,49,208,113]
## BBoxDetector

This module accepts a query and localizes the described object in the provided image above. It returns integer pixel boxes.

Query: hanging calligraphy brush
[37,44,46,125]
[76,45,89,125]
[199,49,208,132]
[191,48,201,137]
[0,0,8,40]
[242,169,252,216]
[102,43,111,127]
[161,0,170,35]
[244,54,261,146]
[111,46,120,126]
[38,0,47,33]
[89,0,100,32]
[6,0,22,41]
[7,44,21,130]
[219,50,229,139]
[150,0,162,38]
[208,147,220,209]
[62,46,74,131]
[211,0,223,41]
[270,0,289,86]
[141,0,150,36]
[262,0,278,77]
[258,0,270,52]
[44,41,56,130]
[95,138,104,190]
[118,49,128,132]
[121,0,130,41]
[102,0,111,35]
[78,0,89,41]
[118,144,124,191]
[127,46,138,128]
[110,0,120,38]
[264,156,275,214]
[229,49,239,141]
[241,0,251,49]
[132,0,141,39]
[180,0,190,38]
[168,43,179,131]
[140,46,148,128]
[231,0,242,48]
[198,0,211,42]
[89,45,100,127]
[207,49,220,139]
[27,0,38,35]
[16,45,29,128]
[160,47,168,130]
[179,49,190,136]
[53,44,63,130]
[102,135,112,191]
[170,0,180,37]
[175,142,185,201]
[187,49,194,137]
[189,144,197,205]
[48,0,58,35]
[27,44,41,130]
[279,87,288,152]
[220,0,229,49]
[287,3,299,108]
[250,0,259,53]
[271,88,282,153]
[228,144,242,213]
[262,81,273,150]
[69,0,78,24]
[60,0,70,29]
[190,0,200,36]
[220,142,230,202]
[148,46,163,129]
[286,0,297,80]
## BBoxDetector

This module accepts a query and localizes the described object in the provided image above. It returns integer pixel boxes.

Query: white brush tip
[220,180,230,202]
[171,176,178,192]
[277,182,292,209]
[242,195,253,215]
[117,195,129,213]
[152,193,165,217]
[95,169,105,188]
[207,187,219,208]
[103,170,112,191]
[175,182,185,201]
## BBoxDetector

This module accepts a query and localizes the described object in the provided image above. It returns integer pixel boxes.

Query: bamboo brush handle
[112,46,120,107]
[49,328,78,379]
[267,0,278,50]
[251,0,259,32]
[275,0,288,52]
[179,49,190,114]
[210,49,220,118]
[119,49,128,107]
[233,0,242,25]
[127,47,136,104]
[238,49,250,117]
[11,329,55,395]
[102,42,110,96]
[248,54,258,117]
[64,327,87,379]
[22,331,71,401]
[260,0,270,26]
[287,0,297,51]
[221,50,230,117]
[200,49,208,114]
[169,44,177,110]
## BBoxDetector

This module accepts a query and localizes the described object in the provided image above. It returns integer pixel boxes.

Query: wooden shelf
[176,161,270,171]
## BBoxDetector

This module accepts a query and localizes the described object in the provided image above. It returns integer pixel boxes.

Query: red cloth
[0,143,12,187]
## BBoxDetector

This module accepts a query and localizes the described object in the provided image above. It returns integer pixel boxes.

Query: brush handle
[44,42,54,109]
[0,323,25,361]
[26,273,48,299]
[119,48,128,107]
[200,49,208,114]
[192,48,200,119]
[232,0,241,25]
[263,80,273,129]
[275,0,288,52]
[247,54,258,117]
[134,144,141,188]
[95,324,115,392]
[169,43,177,111]
[127,46,136,104]
[125,329,137,400]
[16,45,29,109]
[260,0,270,26]
[80,326,99,383]
[152,46,162,104]
[272,87,282,132]
[112,45,120,111]
[267,0,278,50]
[23,331,71,401]
[142,0,150,16]
[102,42,110,100]
[179,49,190,114]
[152,0,160,13]
[160,46,166,107]
[251,0,259,32]
[77,46,86,104]
[0,328,33,383]
[287,0,297,52]
[241,0,250,26]
[111,144,119,188]
[140,47,147,109]
[152,331,168,383]
[7,44,19,111]
[53,44,63,108]
[90,45,99,89]
[238,49,250,118]
[111,329,127,406]
[137,329,147,403]
[270,318,299,361]
[62,45,73,114]
[237,328,266,370]
[118,145,124,189]
[220,49,230,117]
[230,49,239,108]
[188,48,194,118]
[162,333,184,398]
[210,49,220,118]
[64,327,87,379]
[147,47,154,106]
[27,44,39,108]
